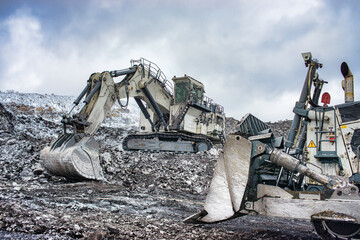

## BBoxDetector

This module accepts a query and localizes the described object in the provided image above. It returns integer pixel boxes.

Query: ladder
[313,107,342,169]
[170,103,191,130]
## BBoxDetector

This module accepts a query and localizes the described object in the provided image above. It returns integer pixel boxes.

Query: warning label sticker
[308,140,316,148]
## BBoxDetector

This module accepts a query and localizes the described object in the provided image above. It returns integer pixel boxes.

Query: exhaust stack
[341,62,354,103]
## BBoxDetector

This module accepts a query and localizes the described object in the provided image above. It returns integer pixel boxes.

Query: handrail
[131,58,173,96]
[191,93,224,114]
[171,103,188,128]
[130,58,224,114]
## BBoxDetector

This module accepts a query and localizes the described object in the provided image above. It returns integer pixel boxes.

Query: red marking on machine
[321,92,331,106]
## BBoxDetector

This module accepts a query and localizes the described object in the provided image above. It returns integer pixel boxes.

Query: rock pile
[0,92,319,239]
[267,119,292,139]
[0,103,15,133]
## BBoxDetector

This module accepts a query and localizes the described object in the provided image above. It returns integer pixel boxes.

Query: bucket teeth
[40,135,104,180]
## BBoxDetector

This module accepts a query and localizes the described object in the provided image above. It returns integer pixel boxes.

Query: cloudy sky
[0,0,359,121]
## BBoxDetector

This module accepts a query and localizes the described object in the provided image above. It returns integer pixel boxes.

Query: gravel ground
[0,95,319,239]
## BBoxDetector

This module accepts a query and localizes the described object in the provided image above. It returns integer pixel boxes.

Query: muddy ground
[0,98,319,239]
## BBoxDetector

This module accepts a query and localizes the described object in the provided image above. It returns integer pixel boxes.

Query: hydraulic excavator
[40,58,225,180]
[186,52,360,239]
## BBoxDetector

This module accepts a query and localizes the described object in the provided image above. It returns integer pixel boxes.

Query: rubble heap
[0,92,318,239]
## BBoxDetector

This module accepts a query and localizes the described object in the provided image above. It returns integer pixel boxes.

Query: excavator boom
[40,70,123,180]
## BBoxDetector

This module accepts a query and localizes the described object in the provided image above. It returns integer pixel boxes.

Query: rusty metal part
[312,211,360,239]
[341,62,354,103]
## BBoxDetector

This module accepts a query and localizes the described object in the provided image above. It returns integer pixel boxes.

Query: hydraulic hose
[116,84,129,108]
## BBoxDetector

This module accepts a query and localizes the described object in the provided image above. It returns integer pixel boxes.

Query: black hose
[117,84,129,108]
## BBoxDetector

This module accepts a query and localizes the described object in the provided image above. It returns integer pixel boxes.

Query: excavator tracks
[123,132,213,153]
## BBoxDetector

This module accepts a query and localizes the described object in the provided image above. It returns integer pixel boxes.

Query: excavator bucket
[185,135,252,223]
[40,134,104,180]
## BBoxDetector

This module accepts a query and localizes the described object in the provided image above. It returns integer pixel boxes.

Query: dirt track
[0,180,319,239]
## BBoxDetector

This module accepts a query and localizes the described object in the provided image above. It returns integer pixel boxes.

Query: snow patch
[0,90,140,129]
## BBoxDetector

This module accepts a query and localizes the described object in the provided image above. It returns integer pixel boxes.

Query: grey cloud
[0,0,359,121]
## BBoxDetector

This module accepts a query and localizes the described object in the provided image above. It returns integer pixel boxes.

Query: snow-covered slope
[0,90,140,130]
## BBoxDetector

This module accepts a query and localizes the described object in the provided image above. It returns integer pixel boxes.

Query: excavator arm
[40,59,173,180]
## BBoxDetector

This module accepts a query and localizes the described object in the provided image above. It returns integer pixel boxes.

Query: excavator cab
[170,75,225,137]
[173,75,204,104]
